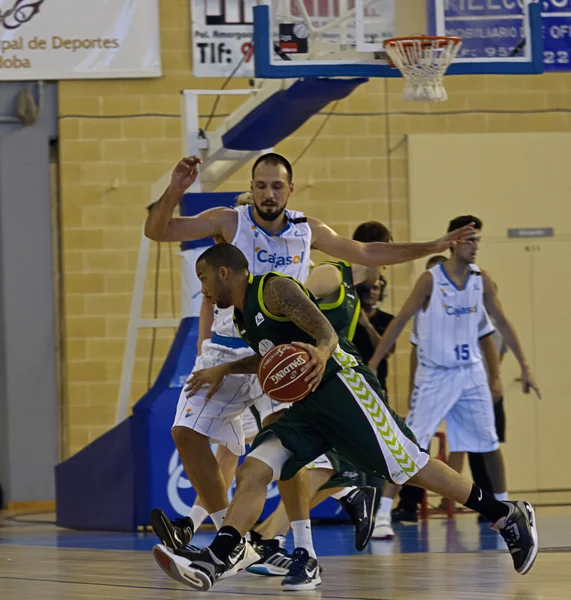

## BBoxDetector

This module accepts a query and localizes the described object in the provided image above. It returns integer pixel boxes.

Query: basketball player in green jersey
[152,243,538,592]
[247,223,391,568]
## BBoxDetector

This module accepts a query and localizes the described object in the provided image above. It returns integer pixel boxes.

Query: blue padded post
[221,77,368,151]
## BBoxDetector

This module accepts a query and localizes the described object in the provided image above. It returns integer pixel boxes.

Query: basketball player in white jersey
[144,155,477,587]
[368,215,541,538]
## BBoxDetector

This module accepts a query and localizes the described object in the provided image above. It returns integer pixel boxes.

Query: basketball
[258,344,312,403]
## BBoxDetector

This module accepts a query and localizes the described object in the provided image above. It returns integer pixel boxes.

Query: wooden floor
[1,495,570,600]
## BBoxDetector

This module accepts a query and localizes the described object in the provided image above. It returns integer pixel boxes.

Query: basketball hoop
[383,36,462,102]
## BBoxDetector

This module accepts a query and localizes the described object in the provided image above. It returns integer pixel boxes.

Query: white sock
[291,519,316,559]
[330,486,357,501]
[377,496,394,519]
[188,505,209,532]
[494,492,508,502]
[210,508,228,529]
[274,534,286,549]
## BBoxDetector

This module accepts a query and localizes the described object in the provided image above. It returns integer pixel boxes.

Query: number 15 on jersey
[454,344,470,361]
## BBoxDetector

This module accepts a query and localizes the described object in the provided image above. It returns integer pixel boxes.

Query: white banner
[190,0,254,78]
[0,0,161,81]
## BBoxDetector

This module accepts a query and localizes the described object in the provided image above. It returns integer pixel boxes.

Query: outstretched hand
[433,223,477,253]
[170,156,202,194]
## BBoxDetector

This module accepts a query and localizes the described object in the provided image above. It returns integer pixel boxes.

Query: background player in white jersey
[144,155,477,584]
[368,216,541,538]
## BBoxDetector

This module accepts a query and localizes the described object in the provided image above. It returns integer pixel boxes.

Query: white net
[383,36,462,102]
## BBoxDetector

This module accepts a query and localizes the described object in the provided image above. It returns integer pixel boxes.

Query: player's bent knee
[236,456,274,488]
[247,434,292,483]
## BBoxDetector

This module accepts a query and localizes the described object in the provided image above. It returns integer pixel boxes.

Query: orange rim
[383,35,462,50]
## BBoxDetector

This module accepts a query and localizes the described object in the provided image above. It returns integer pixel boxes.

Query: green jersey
[316,260,360,341]
[233,272,361,382]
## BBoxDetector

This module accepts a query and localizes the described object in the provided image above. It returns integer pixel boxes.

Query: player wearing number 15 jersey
[369,215,540,458]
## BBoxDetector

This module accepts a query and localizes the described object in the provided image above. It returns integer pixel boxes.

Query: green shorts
[251,365,429,485]
[321,449,364,490]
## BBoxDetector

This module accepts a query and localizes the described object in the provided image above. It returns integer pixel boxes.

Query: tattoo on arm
[264,277,337,349]
[226,353,261,374]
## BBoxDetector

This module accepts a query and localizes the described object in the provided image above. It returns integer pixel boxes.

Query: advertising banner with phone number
[190,0,254,78]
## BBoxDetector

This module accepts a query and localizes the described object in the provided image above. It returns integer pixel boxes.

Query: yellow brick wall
[58,0,571,456]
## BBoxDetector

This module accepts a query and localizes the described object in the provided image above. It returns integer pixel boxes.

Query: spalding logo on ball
[258,343,312,403]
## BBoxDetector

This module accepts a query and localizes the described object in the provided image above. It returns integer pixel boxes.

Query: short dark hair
[447,215,482,233]
[352,221,392,244]
[251,153,293,184]
[197,243,249,272]
[425,255,447,270]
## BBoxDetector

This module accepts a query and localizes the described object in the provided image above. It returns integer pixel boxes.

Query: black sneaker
[152,544,224,591]
[282,548,322,591]
[492,500,538,575]
[219,539,260,580]
[339,486,380,551]
[150,507,194,550]
[391,505,418,523]
[247,538,293,576]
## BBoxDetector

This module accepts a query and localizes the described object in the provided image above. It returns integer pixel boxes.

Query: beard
[255,203,286,222]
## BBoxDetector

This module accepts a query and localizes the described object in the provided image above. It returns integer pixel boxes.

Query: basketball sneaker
[219,539,261,580]
[282,548,322,591]
[492,500,538,575]
[372,515,395,540]
[338,486,380,551]
[246,538,292,576]
[153,544,224,591]
[391,505,418,523]
[150,507,194,550]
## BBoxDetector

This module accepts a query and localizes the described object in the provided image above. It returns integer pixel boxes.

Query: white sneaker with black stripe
[219,539,260,580]
[281,548,322,591]
[247,539,292,576]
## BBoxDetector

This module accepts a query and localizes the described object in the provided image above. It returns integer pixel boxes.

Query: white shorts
[254,394,292,425]
[407,362,499,454]
[172,339,263,456]
[242,407,260,441]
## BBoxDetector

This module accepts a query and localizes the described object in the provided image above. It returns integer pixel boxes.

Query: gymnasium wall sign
[190,0,255,78]
[0,0,161,80]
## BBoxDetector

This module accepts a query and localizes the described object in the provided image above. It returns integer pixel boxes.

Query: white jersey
[212,205,312,338]
[412,263,494,369]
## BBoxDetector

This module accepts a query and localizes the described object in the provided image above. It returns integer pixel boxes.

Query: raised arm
[308,218,476,267]
[264,276,338,390]
[368,272,433,371]
[144,157,236,242]
[482,271,541,398]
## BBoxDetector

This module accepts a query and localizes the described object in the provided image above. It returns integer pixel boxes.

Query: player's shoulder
[478,268,494,286]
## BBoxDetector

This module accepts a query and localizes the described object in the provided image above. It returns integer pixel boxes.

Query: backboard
[253,0,544,78]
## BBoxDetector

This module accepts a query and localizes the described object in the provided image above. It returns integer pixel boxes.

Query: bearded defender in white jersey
[143,154,479,589]
[368,215,541,539]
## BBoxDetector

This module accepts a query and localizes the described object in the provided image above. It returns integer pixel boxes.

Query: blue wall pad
[222,77,368,151]
[56,418,136,531]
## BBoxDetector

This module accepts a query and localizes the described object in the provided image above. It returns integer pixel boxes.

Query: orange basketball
[258,344,312,403]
